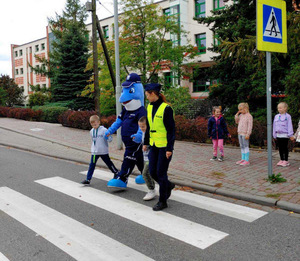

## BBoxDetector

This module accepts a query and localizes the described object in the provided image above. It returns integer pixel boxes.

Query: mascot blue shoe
[107,178,127,190]
[135,174,145,184]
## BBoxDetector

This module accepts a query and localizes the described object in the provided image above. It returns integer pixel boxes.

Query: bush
[32,106,68,123]
[0,106,42,121]
[28,92,50,107]
[58,111,117,130]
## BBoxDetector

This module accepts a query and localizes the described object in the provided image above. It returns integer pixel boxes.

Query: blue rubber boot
[135,174,145,184]
[107,178,127,189]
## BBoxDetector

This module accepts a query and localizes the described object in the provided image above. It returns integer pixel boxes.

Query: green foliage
[266,173,287,184]
[164,87,191,115]
[32,106,68,123]
[119,0,196,83]
[0,86,7,106]
[195,0,298,116]
[28,92,51,107]
[0,74,25,106]
[34,0,94,111]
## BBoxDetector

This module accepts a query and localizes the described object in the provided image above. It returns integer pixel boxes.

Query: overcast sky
[0,0,114,77]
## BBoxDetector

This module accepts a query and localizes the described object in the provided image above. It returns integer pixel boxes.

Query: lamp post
[86,0,100,116]
[114,0,123,150]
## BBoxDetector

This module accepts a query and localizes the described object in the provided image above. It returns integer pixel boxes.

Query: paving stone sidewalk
[0,118,299,213]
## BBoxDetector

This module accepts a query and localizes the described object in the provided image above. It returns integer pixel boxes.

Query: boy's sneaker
[218,156,224,162]
[81,179,90,185]
[210,156,217,161]
[143,190,156,201]
[240,161,250,166]
[236,160,245,165]
[277,160,284,166]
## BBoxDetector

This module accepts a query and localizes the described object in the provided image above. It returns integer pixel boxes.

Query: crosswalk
[0,253,10,261]
[0,169,268,260]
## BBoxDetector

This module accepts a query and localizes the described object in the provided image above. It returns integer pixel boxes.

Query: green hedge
[32,106,68,123]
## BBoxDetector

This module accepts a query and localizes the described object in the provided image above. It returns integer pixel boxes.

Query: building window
[15,69,19,75]
[213,33,221,47]
[195,33,206,54]
[20,68,23,74]
[164,72,180,88]
[15,51,18,57]
[35,45,39,52]
[29,47,32,53]
[163,5,180,46]
[193,69,210,92]
[195,0,205,18]
[19,50,23,56]
[41,43,45,50]
[214,0,225,10]
[102,26,109,40]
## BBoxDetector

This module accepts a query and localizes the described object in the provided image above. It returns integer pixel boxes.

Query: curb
[1,142,300,214]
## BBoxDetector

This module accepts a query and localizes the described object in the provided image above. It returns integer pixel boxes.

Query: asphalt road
[0,146,299,261]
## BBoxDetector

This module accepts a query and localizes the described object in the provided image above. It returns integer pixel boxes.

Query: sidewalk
[1,117,299,213]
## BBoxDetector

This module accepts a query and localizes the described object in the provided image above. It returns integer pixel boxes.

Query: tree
[0,75,25,107]
[34,0,94,110]
[119,0,196,84]
[195,0,298,116]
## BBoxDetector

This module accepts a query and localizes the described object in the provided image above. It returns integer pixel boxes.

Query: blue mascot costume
[105,73,147,189]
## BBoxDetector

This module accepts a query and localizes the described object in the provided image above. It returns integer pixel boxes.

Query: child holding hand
[81,115,119,185]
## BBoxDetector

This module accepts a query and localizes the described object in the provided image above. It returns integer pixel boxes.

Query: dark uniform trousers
[148,145,172,203]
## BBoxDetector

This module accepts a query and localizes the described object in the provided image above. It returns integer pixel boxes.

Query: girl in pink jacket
[235,103,253,166]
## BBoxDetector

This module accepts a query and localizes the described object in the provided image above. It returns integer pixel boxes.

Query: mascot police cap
[144,83,162,93]
[122,73,141,87]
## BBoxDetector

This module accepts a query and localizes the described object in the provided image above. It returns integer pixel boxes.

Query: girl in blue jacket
[208,106,230,161]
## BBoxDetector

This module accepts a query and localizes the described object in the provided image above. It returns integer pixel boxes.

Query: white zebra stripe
[0,187,154,261]
[0,253,10,261]
[35,176,229,249]
[80,169,267,222]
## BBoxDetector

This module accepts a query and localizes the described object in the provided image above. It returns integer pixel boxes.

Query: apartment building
[11,0,228,101]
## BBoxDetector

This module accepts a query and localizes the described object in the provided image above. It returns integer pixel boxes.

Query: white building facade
[11,0,229,101]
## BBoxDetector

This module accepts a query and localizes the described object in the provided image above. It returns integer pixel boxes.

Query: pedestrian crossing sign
[257,0,287,53]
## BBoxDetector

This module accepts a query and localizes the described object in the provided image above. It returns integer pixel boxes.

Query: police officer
[144,83,175,211]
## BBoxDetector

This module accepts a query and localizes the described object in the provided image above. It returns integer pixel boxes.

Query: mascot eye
[129,88,135,93]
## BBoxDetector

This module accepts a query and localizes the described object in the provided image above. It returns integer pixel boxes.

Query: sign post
[256,0,287,177]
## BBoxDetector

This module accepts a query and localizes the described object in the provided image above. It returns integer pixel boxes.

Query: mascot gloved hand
[107,73,146,189]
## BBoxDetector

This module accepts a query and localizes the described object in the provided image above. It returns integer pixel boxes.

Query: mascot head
[120,73,144,111]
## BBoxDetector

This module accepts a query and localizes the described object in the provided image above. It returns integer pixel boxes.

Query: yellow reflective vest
[147,102,170,148]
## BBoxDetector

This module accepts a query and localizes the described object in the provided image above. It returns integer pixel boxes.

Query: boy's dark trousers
[116,136,144,183]
[276,137,289,161]
[148,145,172,203]
[87,154,118,180]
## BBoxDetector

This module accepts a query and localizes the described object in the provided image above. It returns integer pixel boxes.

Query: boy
[138,116,156,200]
[81,115,118,185]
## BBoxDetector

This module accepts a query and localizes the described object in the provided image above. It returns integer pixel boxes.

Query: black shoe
[166,182,175,200]
[153,201,168,211]
[81,179,90,185]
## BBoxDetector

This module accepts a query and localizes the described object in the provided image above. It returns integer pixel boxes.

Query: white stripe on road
[0,187,154,261]
[0,253,10,261]
[80,170,267,222]
[36,177,228,249]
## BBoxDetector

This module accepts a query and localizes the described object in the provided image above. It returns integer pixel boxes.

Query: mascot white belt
[105,73,147,189]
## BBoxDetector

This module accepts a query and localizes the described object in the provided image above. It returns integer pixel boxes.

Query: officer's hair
[90,115,100,123]
[147,90,171,106]
[139,116,147,123]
